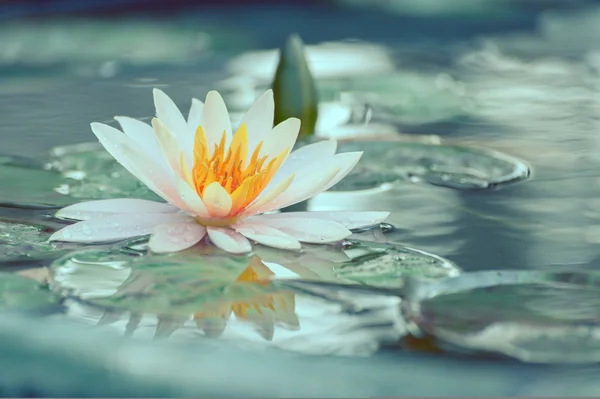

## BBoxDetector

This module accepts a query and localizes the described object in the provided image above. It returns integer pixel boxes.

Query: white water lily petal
[255,211,390,229]
[261,140,337,195]
[148,221,206,253]
[234,222,301,250]
[207,227,252,254]
[249,216,352,243]
[55,199,179,221]
[260,117,300,160]
[114,116,162,160]
[247,152,362,215]
[152,118,184,178]
[322,152,363,191]
[202,90,232,152]
[241,90,275,152]
[90,122,182,206]
[49,213,191,243]
[153,88,189,140]
[175,177,211,218]
[187,98,204,132]
[202,182,232,217]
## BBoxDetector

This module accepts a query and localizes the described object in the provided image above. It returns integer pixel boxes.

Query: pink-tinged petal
[151,118,184,177]
[55,199,179,221]
[255,211,390,229]
[259,117,300,160]
[234,222,301,250]
[90,122,181,205]
[206,227,252,254]
[49,213,191,243]
[260,140,337,195]
[187,98,204,132]
[202,182,232,217]
[240,90,275,152]
[248,216,351,243]
[148,221,206,253]
[246,152,362,215]
[175,177,211,219]
[114,116,163,160]
[202,90,232,152]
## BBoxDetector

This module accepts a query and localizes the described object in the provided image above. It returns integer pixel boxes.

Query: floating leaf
[0,220,65,263]
[272,34,318,137]
[333,240,461,288]
[404,270,600,363]
[328,141,530,191]
[318,71,470,126]
[0,272,60,312]
[0,155,73,207]
[48,143,162,202]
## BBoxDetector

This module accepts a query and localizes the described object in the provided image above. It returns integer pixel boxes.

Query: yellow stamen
[191,123,289,218]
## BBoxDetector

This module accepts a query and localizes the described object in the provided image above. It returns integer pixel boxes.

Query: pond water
[2,1,600,396]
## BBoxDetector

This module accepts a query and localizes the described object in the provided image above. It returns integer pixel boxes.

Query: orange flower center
[181,123,288,217]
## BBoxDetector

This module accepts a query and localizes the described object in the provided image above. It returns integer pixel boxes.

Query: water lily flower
[50,89,389,254]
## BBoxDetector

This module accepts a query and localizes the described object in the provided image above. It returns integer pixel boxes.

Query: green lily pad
[0,220,63,263]
[333,240,461,288]
[1,143,162,208]
[48,143,162,202]
[318,71,471,126]
[403,270,600,363]
[0,272,61,312]
[0,155,73,207]
[330,140,530,191]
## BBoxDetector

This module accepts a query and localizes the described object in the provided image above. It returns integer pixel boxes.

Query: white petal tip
[48,231,63,242]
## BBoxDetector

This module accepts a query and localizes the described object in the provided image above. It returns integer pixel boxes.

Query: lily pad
[318,72,471,126]
[0,155,73,207]
[0,220,63,263]
[333,240,461,288]
[48,143,162,202]
[0,272,61,312]
[250,238,460,289]
[403,270,600,363]
[329,141,530,191]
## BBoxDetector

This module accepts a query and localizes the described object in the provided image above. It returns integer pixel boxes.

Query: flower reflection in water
[192,255,299,340]
[52,244,403,355]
